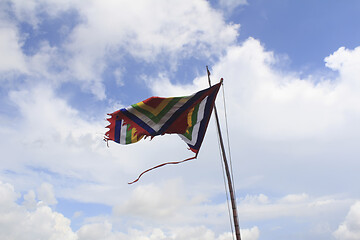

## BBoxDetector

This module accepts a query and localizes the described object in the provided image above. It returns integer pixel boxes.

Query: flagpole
[207,66,241,240]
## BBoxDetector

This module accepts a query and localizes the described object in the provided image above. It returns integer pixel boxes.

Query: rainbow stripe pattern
[106,80,222,153]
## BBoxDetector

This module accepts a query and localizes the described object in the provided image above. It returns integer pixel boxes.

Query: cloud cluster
[76,223,259,240]
[1,0,239,99]
[334,201,360,240]
[0,180,352,240]
[333,202,360,240]
[238,193,351,223]
[211,38,353,140]
[149,38,360,143]
[0,181,76,240]
[0,181,260,240]
[66,0,238,98]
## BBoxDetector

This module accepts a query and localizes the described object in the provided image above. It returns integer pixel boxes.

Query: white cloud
[72,0,238,59]
[26,41,64,81]
[77,221,119,240]
[8,84,101,142]
[77,223,259,240]
[23,190,37,210]
[149,38,360,143]
[325,46,360,74]
[0,181,261,240]
[0,181,77,240]
[37,182,57,206]
[219,0,248,11]
[141,72,209,97]
[2,0,239,99]
[1,84,115,194]
[114,180,186,219]
[0,4,69,85]
[112,180,349,238]
[325,46,360,95]
[0,26,27,73]
[242,193,269,204]
[168,226,216,240]
[213,39,349,140]
[7,0,75,27]
[334,201,360,240]
[63,0,238,98]
[240,226,260,240]
[280,193,309,203]
[0,181,19,209]
[114,67,125,86]
[8,0,40,26]
[238,193,350,222]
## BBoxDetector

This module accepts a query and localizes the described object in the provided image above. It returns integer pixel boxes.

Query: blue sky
[1,0,360,239]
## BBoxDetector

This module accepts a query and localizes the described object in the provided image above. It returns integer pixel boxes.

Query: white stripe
[119,122,128,144]
[179,96,208,145]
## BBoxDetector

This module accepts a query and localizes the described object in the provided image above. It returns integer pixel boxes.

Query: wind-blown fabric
[105,80,222,154]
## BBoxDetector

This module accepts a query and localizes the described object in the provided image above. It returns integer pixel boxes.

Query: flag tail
[128,153,198,184]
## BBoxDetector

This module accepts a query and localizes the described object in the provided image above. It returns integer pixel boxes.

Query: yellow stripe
[185,106,195,134]
[187,107,195,126]
[130,128,143,143]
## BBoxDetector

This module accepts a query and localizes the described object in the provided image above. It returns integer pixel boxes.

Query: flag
[105,80,222,183]
[105,80,222,153]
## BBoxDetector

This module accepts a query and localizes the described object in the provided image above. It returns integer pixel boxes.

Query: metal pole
[207,66,241,240]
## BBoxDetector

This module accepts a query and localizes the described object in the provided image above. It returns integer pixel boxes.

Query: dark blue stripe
[121,109,157,135]
[114,119,122,143]
[190,90,217,151]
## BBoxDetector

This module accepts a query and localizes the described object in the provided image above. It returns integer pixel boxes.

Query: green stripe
[126,125,132,144]
[192,103,199,125]
[131,97,182,123]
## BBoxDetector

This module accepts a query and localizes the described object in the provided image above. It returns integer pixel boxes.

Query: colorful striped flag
[105,80,222,153]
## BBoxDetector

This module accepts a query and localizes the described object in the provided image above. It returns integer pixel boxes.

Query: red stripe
[142,96,164,108]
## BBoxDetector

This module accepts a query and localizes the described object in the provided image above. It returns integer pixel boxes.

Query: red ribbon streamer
[128,153,198,184]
